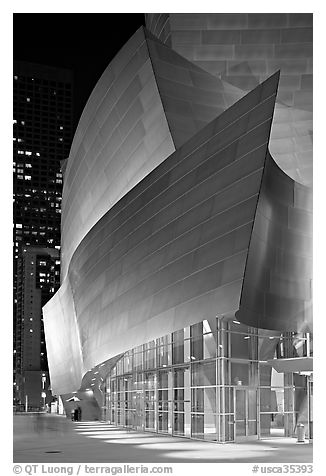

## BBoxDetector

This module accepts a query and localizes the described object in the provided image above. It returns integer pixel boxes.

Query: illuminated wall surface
[61,27,247,280]
[146,13,313,186]
[43,26,312,396]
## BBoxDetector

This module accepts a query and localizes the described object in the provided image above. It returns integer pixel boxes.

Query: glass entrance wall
[105,317,311,443]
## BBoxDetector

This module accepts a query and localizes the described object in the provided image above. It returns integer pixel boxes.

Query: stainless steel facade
[43,21,312,438]
[60,27,245,281]
[145,13,313,186]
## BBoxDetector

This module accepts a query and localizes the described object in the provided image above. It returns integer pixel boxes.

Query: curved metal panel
[61,27,252,281]
[61,28,175,280]
[43,278,83,394]
[236,152,312,332]
[146,13,313,186]
[54,73,278,388]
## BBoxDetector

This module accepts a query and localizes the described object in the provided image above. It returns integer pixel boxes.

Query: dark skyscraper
[13,61,73,253]
[13,61,73,408]
[15,247,60,408]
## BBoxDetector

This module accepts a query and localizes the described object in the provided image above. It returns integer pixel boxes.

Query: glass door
[234,387,258,441]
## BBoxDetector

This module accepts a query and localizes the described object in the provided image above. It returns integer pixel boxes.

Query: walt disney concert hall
[43,14,312,443]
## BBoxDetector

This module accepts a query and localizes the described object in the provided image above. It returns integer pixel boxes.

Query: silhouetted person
[77,405,82,422]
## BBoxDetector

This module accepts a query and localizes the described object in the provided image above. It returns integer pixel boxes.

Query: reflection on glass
[191,322,203,360]
[204,333,217,359]
[174,412,184,435]
[192,361,216,386]
[174,368,185,387]
[248,388,257,420]
[231,332,250,359]
[204,413,217,441]
[158,412,168,432]
[106,319,303,443]
[191,387,216,413]
[158,370,169,388]
[172,329,184,364]
[191,413,203,439]
[231,362,249,386]
[145,411,155,430]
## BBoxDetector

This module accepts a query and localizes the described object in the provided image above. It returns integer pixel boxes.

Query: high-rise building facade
[15,247,60,409]
[13,61,73,253]
[13,61,73,407]
[43,17,312,442]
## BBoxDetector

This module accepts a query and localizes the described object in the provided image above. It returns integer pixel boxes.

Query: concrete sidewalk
[13,414,312,463]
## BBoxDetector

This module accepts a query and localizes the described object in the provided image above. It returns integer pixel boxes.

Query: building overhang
[267,357,313,374]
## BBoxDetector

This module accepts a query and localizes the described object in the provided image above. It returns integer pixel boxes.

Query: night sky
[13,13,145,130]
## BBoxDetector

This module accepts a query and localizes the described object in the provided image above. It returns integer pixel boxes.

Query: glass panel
[184,339,191,362]
[158,389,168,401]
[248,389,257,420]
[191,413,204,439]
[192,388,203,412]
[293,373,306,387]
[231,362,249,386]
[204,387,216,413]
[235,389,246,420]
[124,353,133,373]
[190,322,203,360]
[145,391,155,410]
[157,344,172,367]
[174,389,184,401]
[158,401,168,411]
[249,362,259,387]
[260,388,277,413]
[174,412,184,435]
[145,411,155,430]
[271,413,285,437]
[174,402,185,412]
[203,318,217,334]
[158,370,169,388]
[192,361,216,386]
[174,368,185,387]
[259,336,278,360]
[284,413,294,437]
[294,387,307,414]
[259,363,272,386]
[144,372,155,390]
[230,332,250,359]
[274,388,284,413]
[134,351,143,371]
[236,420,246,437]
[203,333,217,359]
[125,410,134,427]
[158,412,168,432]
[192,387,216,413]
[144,346,156,369]
[260,413,273,437]
[172,329,184,364]
[204,413,217,441]
[248,420,257,436]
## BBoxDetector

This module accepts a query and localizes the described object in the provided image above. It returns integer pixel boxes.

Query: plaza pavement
[13,413,312,464]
